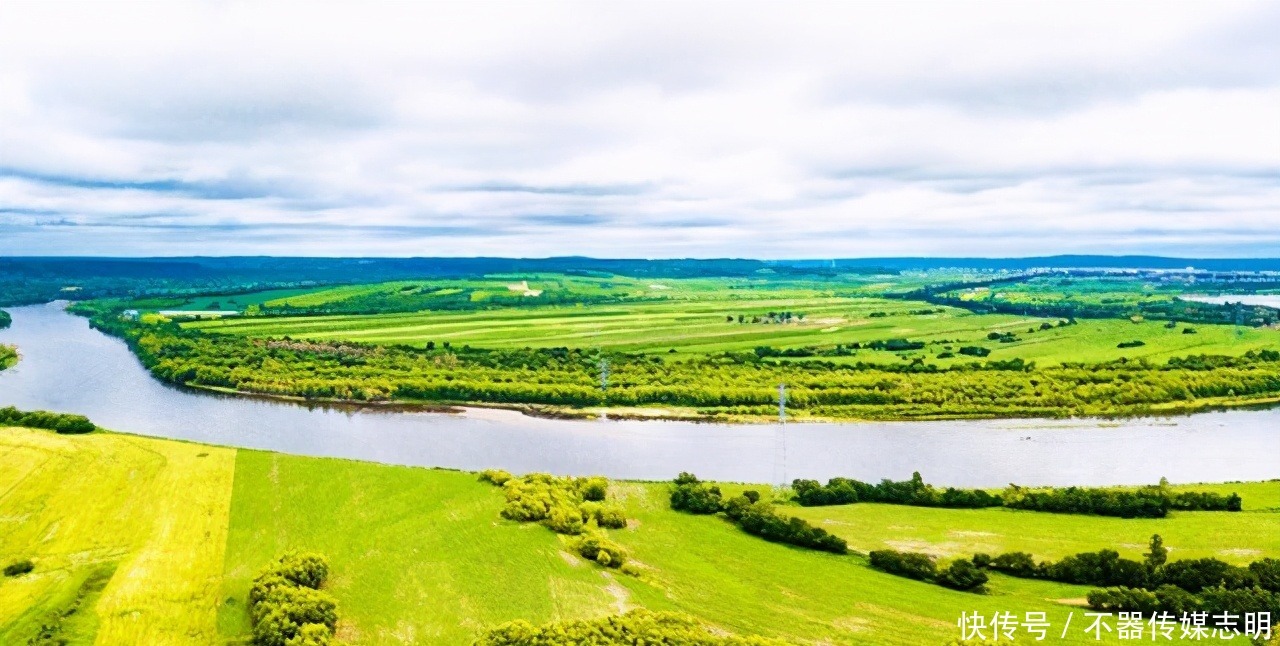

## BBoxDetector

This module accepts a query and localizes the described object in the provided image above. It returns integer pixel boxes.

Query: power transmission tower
[774,383,787,486]
[598,355,609,420]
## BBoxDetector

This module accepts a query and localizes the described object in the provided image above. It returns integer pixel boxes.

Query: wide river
[1,303,1277,487]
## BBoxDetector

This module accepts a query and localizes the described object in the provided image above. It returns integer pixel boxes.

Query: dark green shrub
[937,560,989,592]
[869,550,936,581]
[1160,558,1252,593]
[1046,550,1148,588]
[670,474,723,514]
[736,503,847,554]
[1249,558,1280,592]
[988,552,1038,578]
[3,559,34,577]
[1087,587,1159,613]
[971,553,992,569]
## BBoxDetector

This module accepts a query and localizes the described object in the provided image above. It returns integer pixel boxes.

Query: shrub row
[1088,585,1280,627]
[868,550,989,592]
[1003,484,1240,518]
[975,537,1280,595]
[671,473,847,554]
[791,472,1241,519]
[248,553,337,646]
[474,608,788,645]
[0,406,97,434]
[792,472,1002,509]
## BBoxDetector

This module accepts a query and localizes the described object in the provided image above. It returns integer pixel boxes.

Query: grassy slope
[1,429,1267,645]
[217,451,626,645]
[185,293,1280,367]
[0,428,235,645]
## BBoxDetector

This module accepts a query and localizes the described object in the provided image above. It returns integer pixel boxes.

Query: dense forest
[76,301,1280,420]
[899,273,1280,327]
[0,309,10,329]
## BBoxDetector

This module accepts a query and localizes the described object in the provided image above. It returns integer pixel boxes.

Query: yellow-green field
[1,427,1272,644]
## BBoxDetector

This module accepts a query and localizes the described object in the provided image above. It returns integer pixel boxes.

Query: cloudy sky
[1,1,1278,258]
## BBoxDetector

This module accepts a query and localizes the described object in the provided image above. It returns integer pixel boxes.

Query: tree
[1145,534,1168,569]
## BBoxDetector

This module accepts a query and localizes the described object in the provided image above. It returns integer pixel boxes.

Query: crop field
[184,289,1280,366]
[0,427,235,645]
[1,427,1272,644]
[165,287,323,312]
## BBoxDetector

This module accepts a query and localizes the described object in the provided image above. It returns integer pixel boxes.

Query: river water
[0,302,1276,487]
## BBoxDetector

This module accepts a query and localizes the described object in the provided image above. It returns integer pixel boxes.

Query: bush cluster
[868,550,988,592]
[0,406,97,434]
[494,473,624,535]
[248,552,337,646]
[792,472,1002,509]
[670,473,846,555]
[3,559,34,577]
[474,608,788,646]
[482,471,632,569]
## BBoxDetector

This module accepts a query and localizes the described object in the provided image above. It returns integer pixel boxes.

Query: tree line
[791,473,1239,518]
[670,473,847,554]
[0,407,97,434]
[792,472,1002,509]
[976,536,1280,630]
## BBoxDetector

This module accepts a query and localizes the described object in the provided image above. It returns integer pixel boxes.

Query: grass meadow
[1,427,1271,644]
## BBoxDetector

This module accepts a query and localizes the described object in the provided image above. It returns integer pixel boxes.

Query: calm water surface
[1,303,1277,487]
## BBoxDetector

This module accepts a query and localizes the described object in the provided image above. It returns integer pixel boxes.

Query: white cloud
[0,0,1277,257]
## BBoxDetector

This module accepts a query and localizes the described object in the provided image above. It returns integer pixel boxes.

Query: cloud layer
[1,1,1278,257]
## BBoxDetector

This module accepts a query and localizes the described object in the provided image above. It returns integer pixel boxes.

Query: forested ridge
[78,302,1280,420]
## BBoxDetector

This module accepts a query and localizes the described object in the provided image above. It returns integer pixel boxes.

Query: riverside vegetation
[71,276,1280,421]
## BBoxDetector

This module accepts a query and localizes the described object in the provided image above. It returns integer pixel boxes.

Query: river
[0,302,1276,487]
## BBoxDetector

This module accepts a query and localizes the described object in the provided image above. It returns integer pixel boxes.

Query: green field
[185,289,1280,367]
[1,427,1272,644]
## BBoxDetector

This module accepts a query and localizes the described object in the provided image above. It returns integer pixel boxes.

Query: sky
[1,1,1278,258]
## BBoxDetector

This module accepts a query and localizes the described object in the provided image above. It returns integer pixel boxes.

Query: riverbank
[2,302,1279,486]
[186,381,1280,424]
